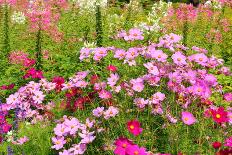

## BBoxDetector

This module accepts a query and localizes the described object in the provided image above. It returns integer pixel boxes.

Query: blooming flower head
[103,106,119,119]
[126,144,147,155]
[92,107,105,117]
[114,137,134,155]
[107,65,117,72]
[210,107,228,124]
[51,136,66,150]
[99,90,112,99]
[114,49,126,60]
[134,98,148,109]
[171,51,187,65]
[124,28,144,41]
[181,111,196,125]
[151,92,166,104]
[107,73,120,87]
[144,62,159,76]
[224,93,232,102]
[224,136,232,148]
[151,50,168,62]
[127,120,143,136]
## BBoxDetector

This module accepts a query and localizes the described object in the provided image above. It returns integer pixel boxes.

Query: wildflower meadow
[0,0,232,154]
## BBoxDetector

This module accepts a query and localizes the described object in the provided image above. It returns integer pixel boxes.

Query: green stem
[35,28,42,70]
[95,4,103,47]
[2,4,10,55]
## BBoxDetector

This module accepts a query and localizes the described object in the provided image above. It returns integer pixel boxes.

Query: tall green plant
[35,28,42,70]
[95,4,103,47]
[2,4,10,55]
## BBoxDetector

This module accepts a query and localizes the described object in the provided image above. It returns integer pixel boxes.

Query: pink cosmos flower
[114,137,134,155]
[32,91,45,104]
[79,48,92,61]
[103,106,119,119]
[59,150,71,155]
[224,136,232,148]
[51,136,66,150]
[134,98,148,109]
[98,90,112,99]
[125,48,139,60]
[224,93,232,102]
[144,62,159,76]
[172,52,187,65]
[151,50,168,62]
[126,144,147,155]
[92,107,105,117]
[151,92,166,104]
[227,112,232,125]
[114,49,126,60]
[15,136,29,145]
[94,82,107,91]
[64,118,80,135]
[192,53,208,66]
[127,120,143,136]
[69,143,86,154]
[79,131,96,144]
[124,28,144,41]
[75,81,88,88]
[107,73,120,87]
[181,111,196,125]
[54,124,69,137]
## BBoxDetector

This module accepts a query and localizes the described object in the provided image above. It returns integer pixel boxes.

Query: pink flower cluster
[23,68,44,79]
[52,116,96,155]
[9,51,36,67]
[117,28,144,41]
[4,80,55,122]
[92,106,119,119]
[0,111,12,141]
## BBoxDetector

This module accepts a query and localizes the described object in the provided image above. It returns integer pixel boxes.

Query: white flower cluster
[75,0,108,13]
[135,1,172,34]
[204,0,222,9]
[11,11,26,24]
[148,0,172,24]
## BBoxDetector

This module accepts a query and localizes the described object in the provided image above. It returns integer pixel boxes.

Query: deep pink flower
[224,136,232,148]
[210,107,228,124]
[127,120,143,136]
[126,144,147,155]
[181,111,196,125]
[114,137,134,155]
[107,65,117,72]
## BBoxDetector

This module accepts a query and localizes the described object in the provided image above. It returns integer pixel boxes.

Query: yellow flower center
[216,114,221,119]
[184,117,189,121]
[134,151,139,155]
[122,143,127,148]
[177,58,181,61]
[130,125,135,130]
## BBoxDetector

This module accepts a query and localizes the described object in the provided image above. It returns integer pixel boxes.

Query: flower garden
[0,0,232,154]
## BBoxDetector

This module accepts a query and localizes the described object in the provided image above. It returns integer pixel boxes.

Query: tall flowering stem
[95,3,103,47]
[2,4,10,55]
[35,28,42,70]
[183,15,188,46]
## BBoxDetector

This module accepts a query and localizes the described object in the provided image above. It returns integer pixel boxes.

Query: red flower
[127,120,143,136]
[107,65,117,72]
[90,74,99,84]
[211,107,228,124]
[212,141,222,149]
[52,76,65,91]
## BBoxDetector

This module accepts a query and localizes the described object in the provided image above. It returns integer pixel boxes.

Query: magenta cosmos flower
[126,144,147,155]
[114,137,134,155]
[224,93,232,102]
[224,136,232,148]
[171,52,187,66]
[127,120,143,136]
[98,89,112,99]
[181,111,196,125]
